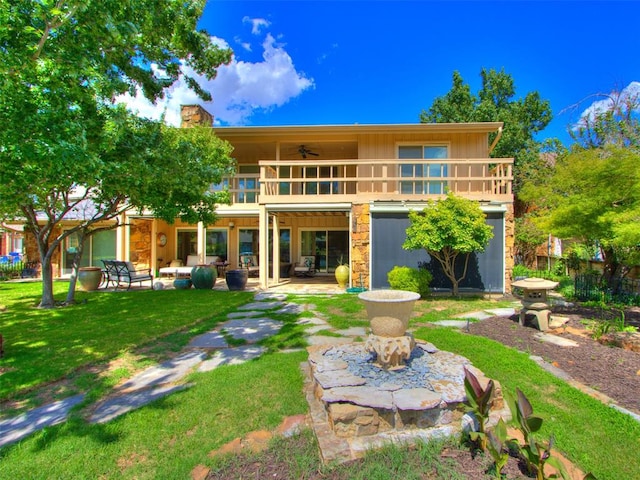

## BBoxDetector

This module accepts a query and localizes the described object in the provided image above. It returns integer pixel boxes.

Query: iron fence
[573,274,640,305]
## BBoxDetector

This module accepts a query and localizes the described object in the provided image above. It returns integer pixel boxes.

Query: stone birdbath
[511,277,559,331]
[358,289,420,369]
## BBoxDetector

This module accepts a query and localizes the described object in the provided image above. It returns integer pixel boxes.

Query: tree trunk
[65,232,86,304]
[39,254,56,308]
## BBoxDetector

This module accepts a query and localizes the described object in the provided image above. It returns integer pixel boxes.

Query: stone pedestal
[365,334,415,370]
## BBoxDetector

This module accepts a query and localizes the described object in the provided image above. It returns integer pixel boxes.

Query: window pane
[400,164,414,177]
[206,230,228,258]
[92,230,116,264]
[398,146,422,159]
[424,146,447,159]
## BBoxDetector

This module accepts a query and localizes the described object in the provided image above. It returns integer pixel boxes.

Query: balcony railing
[219,158,513,206]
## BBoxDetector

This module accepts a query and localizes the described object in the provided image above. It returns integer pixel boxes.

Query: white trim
[264,203,352,212]
[369,202,507,214]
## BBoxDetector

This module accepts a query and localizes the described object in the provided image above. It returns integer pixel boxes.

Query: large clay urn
[78,267,103,291]
[358,289,420,337]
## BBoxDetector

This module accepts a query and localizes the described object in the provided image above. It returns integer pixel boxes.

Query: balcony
[220,158,513,206]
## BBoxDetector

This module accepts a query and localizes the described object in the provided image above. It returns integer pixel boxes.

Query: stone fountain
[305,289,509,462]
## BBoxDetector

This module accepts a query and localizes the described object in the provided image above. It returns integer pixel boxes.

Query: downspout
[488,126,503,155]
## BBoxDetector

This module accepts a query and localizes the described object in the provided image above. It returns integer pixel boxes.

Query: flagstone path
[2,296,637,453]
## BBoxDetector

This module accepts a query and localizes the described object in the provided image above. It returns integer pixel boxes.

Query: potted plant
[334,256,350,288]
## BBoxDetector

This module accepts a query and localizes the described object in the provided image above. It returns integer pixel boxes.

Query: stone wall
[129,219,152,269]
[351,203,370,289]
[504,203,515,294]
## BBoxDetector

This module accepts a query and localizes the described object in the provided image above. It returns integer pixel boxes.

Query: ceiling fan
[298,145,319,159]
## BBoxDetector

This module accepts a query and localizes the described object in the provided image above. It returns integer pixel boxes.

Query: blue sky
[121,0,640,146]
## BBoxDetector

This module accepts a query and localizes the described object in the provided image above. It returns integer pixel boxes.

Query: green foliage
[387,266,432,298]
[506,389,569,480]
[486,418,510,479]
[403,193,493,295]
[0,1,234,307]
[520,146,640,284]
[463,367,495,451]
[420,68,554,197]
[515,215,548,267]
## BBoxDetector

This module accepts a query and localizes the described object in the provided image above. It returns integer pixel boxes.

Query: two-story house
[26,104,514,293]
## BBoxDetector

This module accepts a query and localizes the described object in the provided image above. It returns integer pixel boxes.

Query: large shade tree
[520,146,640,288]
[0,1,234,307]
[403,193,494,296]
[420,69,554,209]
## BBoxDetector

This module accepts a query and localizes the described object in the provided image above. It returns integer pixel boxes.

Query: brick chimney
[180,105,213,128]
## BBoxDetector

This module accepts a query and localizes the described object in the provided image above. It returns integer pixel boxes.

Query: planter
[334,264,350,288]
[225,269,248,291]
[358,290,420,337]
[191,264,216,289]
[173,278,192,290]
[78,267,103,291]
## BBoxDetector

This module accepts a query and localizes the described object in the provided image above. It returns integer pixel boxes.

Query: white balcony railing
[220,158,513,205]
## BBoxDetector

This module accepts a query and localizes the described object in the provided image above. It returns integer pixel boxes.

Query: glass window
[398,145,448,194]
[206,229,228,259]
[62,229,116,274]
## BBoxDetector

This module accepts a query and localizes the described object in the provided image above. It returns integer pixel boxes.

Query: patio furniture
[159,255,223,278]
[240,255,260,277]
[294,255,315,277]
[102,260,153,290]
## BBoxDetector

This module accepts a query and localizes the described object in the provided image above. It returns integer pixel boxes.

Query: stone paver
[198,345,267,372]
[238,301,283,311]
[221,318,283,343]
[254,293,287,302]
[485,307,516,317]
[432,320,470,328]
[534,332,579,347]
[276,303,306,315]
[0,394,85,448]
[188,331,229,349]
[117,350,207,392]
[306,335,354,346]
[90,384,192,424]
[455,310,493,320]
[335,327,368,337]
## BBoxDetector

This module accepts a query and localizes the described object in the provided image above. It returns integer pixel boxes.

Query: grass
[1,283,638,479]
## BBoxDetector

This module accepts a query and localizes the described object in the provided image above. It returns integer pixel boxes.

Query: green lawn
[0,282,638,479]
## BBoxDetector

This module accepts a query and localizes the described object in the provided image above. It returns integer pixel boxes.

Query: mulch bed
[467,304,640,415]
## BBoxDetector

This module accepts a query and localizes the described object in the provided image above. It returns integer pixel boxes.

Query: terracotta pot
[78,267,102,291]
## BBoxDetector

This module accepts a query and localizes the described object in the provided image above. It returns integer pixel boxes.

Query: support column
[197,221,205,263]
[258,205,268,288]
[272,214,280,284]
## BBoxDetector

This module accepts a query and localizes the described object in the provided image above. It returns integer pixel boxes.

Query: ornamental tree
[0,1,234,307]
[403,193,494,296]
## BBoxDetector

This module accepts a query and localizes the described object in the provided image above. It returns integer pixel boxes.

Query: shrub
[387,266,432,298]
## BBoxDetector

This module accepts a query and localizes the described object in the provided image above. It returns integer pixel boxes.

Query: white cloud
[576,81,640,127]
[116,32,314,126]
[242,16,270,35]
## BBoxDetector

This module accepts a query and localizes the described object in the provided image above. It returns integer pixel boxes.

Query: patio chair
[240,254,260,277]
[294,255,315,277]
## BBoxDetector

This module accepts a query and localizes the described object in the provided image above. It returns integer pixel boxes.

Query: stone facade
[180,104,213,128]
[350,203,370,289]
[129,219,152,269]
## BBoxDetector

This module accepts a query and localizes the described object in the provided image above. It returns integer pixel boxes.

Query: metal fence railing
[573,274,640,305]
[0,258,39,279]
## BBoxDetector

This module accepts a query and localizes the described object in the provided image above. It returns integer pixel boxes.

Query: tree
[0,1,234,307]
[402,193,494,296]
[514,215,548,268]
[520,146,640,289]
[569,86,640,149]
[420,69,554,207]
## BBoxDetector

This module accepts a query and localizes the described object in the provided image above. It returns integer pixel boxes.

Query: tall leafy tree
[520,146,640,288]
[420,69,553,205]
[0,1,234,307]
[403,193,494,296]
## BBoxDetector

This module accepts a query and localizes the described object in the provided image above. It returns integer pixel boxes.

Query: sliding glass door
[300,230,348,272]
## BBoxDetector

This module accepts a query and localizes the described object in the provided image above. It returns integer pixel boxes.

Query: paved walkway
[2,296,638,451]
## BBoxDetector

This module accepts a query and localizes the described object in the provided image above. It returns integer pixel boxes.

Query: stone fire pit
[512,277,559,331]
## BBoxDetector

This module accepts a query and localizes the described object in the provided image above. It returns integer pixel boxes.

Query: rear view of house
[25,104,514,293]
